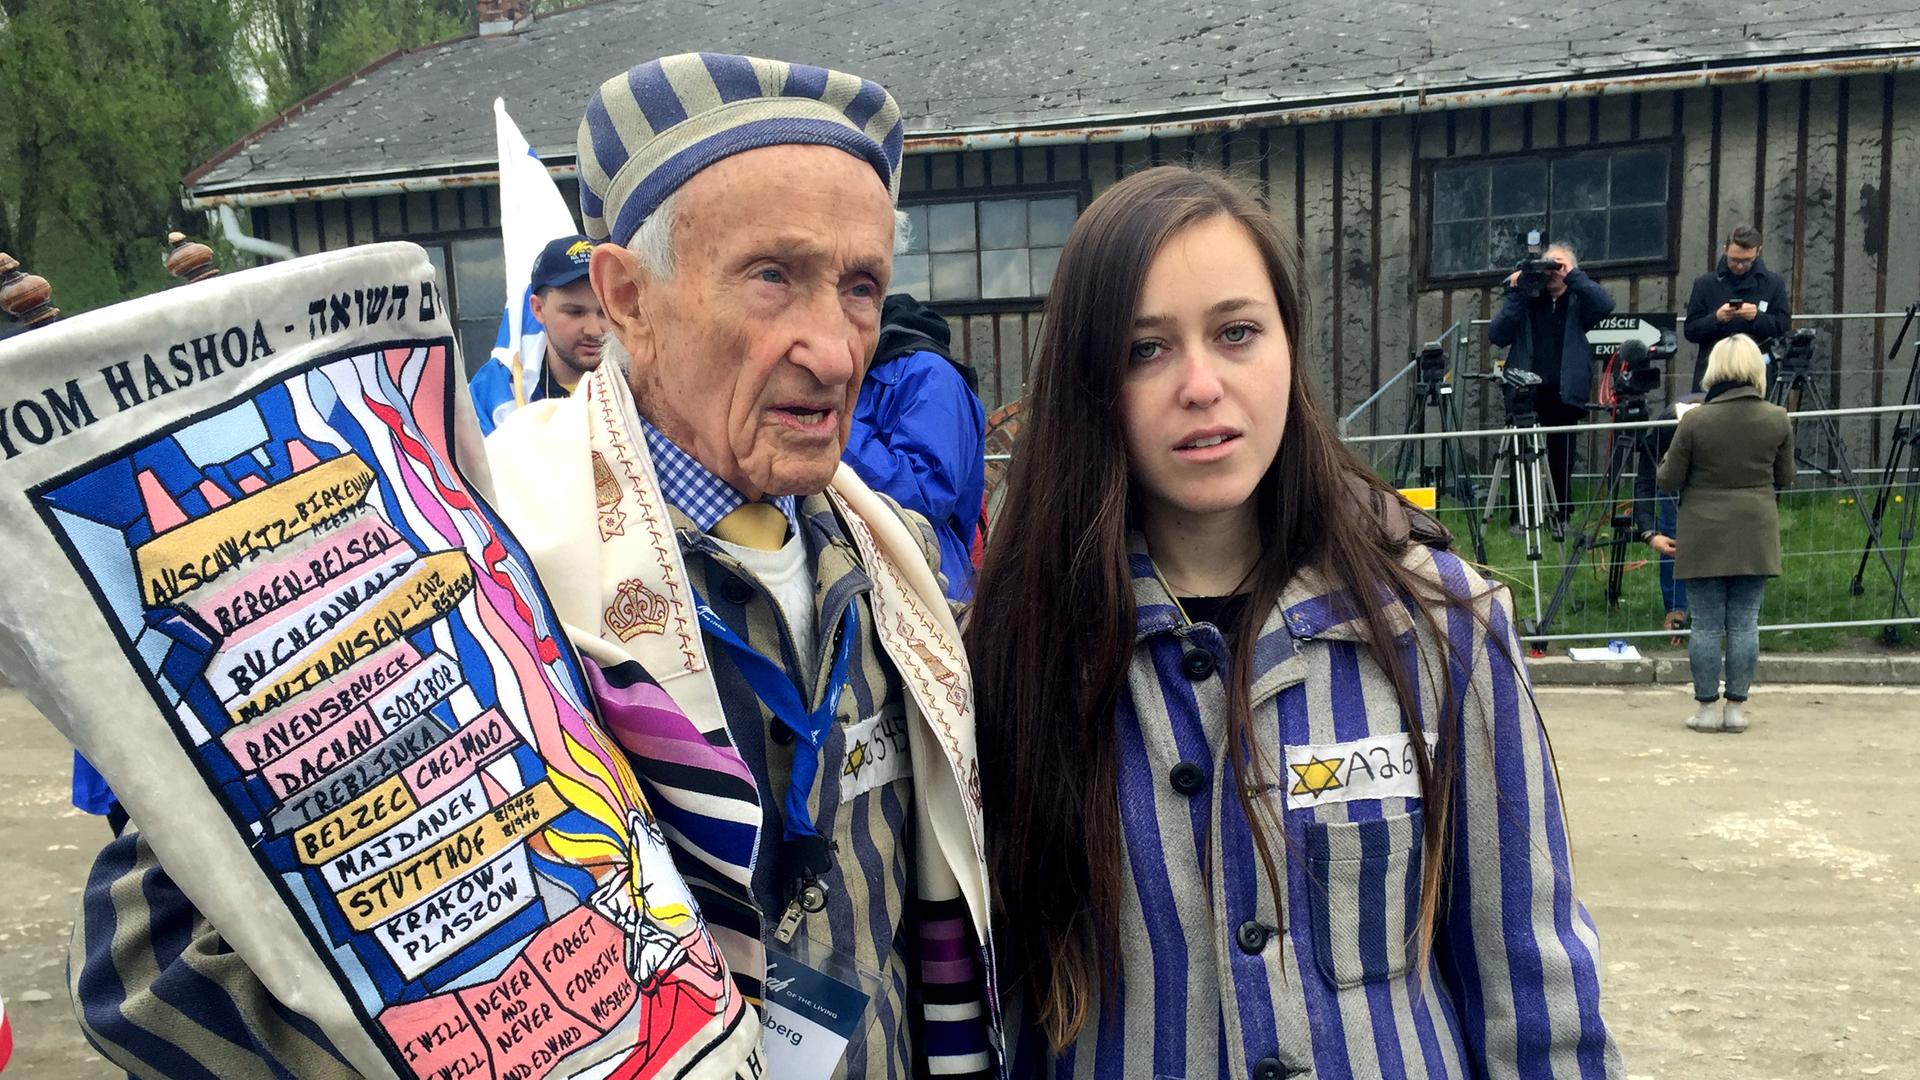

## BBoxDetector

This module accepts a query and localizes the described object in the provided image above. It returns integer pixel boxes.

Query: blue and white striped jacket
[1008,537,1622,1079]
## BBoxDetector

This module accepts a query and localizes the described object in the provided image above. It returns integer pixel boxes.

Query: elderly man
[485,54,996,1079]
[67,54,994,1080]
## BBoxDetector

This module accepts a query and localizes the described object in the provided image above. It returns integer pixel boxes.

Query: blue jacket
[844,296,986,601]
[1487,269,1617,406]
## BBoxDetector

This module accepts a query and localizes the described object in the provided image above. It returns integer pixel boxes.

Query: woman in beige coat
[1656,334,1794,733]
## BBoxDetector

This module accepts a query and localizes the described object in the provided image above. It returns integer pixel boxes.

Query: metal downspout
[216,204,298,261]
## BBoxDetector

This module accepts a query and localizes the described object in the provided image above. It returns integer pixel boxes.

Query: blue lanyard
[692,589,857,846]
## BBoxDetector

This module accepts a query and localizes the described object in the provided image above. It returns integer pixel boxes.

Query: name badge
[839,706,911,799]
[1757,299,1770,312]
[760,938,877,1079]
[1282,732,1437,810]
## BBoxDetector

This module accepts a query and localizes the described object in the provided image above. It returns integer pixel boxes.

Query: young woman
[1656,333,1793,733]
[965,166,1621,1079]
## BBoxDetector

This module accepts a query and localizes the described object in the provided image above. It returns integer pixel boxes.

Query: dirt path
[1542,685,1920,1079]
[1,682,1914,1077]
[0,682,113,1077]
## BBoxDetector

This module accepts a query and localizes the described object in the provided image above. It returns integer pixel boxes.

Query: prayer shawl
[0,244,758,1079]
[481,346,994,1007]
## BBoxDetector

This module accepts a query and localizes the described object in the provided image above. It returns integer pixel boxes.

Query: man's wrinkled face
[1725,243,1759,275]
[598,144,893,500]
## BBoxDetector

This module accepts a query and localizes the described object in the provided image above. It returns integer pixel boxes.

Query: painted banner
[0,245,755,1079]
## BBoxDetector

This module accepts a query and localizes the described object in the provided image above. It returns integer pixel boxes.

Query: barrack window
[1428,144,1673,282]
[895,194,1080,302]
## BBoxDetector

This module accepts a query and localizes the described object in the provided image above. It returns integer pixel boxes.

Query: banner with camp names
[0,244,756,1080]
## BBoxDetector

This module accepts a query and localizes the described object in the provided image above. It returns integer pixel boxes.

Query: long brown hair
[966,165,1475,1048]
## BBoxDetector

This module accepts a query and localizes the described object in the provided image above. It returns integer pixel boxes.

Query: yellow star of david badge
[842,740,869,778]
[1289,755,1346,799]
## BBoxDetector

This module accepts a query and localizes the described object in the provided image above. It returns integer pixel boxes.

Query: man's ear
[591,244,656,364]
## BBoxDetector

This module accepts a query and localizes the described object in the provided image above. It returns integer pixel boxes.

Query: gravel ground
[1,681,1914,1077]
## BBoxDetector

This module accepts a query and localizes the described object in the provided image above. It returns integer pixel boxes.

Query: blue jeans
[1657,494,1686,613]
[1687,575,1766,702]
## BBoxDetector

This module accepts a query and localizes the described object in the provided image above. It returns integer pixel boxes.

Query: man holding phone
[1683,223,1791,390]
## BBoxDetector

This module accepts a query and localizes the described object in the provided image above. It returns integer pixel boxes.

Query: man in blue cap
[468,233,610,434]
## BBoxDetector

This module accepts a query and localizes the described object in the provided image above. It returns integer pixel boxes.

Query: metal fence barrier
[1329,307,1920,644]
[984,307,1920,647]
[1349,404,1920,644]
[1340,308,1918,442]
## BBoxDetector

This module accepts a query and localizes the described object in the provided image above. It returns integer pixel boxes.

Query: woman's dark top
[1180,593,1251,643]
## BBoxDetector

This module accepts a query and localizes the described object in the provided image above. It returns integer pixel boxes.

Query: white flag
[491,98,580,408]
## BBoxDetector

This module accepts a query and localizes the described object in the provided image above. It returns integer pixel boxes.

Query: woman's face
[1118,214,1293,531]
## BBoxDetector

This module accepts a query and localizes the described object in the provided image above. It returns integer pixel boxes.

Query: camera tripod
[1849,301,1920,639]
[1388,354,1487,563]
[1765,332,1901,603]
[1471,372,1560,631]
[1534,394,1659,638]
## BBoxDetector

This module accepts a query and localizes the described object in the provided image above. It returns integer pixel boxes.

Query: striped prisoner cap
[578,53,906,246]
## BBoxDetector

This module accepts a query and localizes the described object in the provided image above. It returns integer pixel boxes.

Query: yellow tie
[711,501,789,552]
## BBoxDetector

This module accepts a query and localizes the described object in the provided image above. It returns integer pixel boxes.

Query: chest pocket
[1303,809,1425,989]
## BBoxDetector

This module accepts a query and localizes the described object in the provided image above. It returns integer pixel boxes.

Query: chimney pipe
[477,0,531,36]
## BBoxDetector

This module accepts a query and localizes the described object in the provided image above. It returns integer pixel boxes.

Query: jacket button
[1180,648,1216,681]
[1253,1058,1285,1080]
[1168,761,1207,795]
[719,574,755,605]
[1236,920,1270,954]
[769,722,795,746]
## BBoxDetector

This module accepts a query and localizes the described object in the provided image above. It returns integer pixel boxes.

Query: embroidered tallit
[482,345,991,985]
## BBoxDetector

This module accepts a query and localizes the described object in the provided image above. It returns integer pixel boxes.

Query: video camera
[1463,363,1545,425]
[1470,364,1544,392]
[1509,229,1560,299]
[1406,338,1452,407]
[1770,327,1817,374]
[1592,332,1672,424]
[1414,339,1448,384]
[1609,332,1673,400]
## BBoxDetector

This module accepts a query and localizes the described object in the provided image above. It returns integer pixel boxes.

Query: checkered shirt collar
[638,416,799,537]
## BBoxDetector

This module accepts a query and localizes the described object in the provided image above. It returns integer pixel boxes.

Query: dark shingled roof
[186,0,1920,200]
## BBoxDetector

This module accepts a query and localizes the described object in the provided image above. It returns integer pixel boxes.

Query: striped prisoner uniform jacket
[65,438,995,1079]
[610,423,995,1078]
[1007,534,1622,1080]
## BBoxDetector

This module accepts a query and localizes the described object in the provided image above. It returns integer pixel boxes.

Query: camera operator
[1683,224,1791,391]
[1488,241,1617,525]
[1634,390,1705,637]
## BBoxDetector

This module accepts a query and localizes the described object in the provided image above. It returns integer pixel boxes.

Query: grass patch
[1424,485,1919,652]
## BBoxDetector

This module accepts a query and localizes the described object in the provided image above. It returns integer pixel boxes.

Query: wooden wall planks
[1376,115,1418,441]
[1301,123,1341,409]
[1338,119,1377,424]
[1716,84,1761,245]
[251,76,1917,439]
[1801,79,1844,422]
[1838,77,1886,464]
